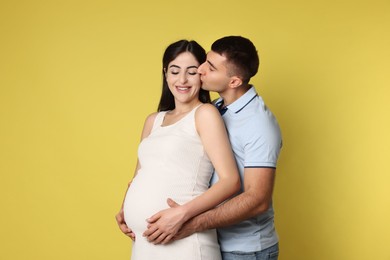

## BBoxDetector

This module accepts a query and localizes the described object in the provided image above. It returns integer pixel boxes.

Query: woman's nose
[179,72,187,83]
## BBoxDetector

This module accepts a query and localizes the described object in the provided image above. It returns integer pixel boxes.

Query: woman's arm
[115,112,158,239]
[143,104,240,244]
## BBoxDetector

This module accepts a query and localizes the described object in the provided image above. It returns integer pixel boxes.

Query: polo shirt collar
[218,86,258,114]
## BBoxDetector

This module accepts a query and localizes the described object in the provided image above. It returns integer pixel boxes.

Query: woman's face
[165,52,201,106]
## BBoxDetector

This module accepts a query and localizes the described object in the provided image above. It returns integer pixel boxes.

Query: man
[146,36,282,259]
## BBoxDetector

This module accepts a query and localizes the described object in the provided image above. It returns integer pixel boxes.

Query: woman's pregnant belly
[123,169,202,236]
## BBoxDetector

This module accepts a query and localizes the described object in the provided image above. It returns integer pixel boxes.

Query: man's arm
[150,167,276,242]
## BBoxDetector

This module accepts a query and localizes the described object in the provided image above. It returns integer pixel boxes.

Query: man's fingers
[161,234,174,245]
[153,232,167,244]
[172,228,191,241]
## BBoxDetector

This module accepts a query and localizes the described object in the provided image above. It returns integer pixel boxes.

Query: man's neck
[219,84,251,106]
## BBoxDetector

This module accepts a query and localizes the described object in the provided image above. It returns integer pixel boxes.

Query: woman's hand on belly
[115,208,136,241]
[143,204,187,244]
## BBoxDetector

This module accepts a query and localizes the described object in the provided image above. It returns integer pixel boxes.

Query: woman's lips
[176,86,191,92]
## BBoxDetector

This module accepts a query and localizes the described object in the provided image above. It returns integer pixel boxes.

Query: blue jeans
[221,243,279,260]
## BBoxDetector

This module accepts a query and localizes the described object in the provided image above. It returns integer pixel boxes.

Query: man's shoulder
[234,103,281,139]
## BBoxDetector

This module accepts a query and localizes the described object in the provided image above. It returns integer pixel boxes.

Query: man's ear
[229,76,243,89]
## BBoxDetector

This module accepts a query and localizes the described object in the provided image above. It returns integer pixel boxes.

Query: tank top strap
[151,111,167,131]
[189,103,204,117]
[176,103,204,127]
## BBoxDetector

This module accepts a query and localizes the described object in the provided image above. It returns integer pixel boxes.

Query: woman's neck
[171,100,202,114]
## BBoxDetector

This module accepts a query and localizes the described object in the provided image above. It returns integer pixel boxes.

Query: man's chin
[201,85,211,91]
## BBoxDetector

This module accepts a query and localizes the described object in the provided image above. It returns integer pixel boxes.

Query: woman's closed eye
[169,69,180,75]
[188,69,198,75]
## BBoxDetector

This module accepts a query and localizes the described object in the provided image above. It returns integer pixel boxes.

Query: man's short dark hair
[211,36,259,84]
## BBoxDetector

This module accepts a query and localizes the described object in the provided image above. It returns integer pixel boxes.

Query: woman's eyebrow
[168,65,198,69]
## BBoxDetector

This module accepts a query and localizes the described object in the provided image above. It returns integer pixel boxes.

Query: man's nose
[197,63,205,75]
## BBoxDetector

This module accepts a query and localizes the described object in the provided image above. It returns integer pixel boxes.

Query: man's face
[197,51,232,94]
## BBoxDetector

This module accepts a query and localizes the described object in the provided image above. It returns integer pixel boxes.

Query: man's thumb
[167,198,180,208]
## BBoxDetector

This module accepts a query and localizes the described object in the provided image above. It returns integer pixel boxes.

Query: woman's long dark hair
[157,40,210,111]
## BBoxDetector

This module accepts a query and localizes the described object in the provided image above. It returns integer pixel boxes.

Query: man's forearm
[192,190,268,232]
[175,169,275,241]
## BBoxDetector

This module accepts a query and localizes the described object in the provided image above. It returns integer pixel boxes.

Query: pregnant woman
[116,40,240,260]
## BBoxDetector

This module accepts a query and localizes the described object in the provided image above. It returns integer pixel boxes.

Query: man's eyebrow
[207,60,217,70]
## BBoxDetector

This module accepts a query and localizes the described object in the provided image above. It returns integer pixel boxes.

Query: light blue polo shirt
[211,86,282,252]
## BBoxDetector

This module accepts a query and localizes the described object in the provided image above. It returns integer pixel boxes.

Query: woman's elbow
[229,175,241,195]
[218,172,241,197]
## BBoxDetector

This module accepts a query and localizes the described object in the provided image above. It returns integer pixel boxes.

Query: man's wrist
[192,213,209,232]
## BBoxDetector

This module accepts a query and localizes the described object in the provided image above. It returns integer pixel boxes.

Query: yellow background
[1,0,389,259]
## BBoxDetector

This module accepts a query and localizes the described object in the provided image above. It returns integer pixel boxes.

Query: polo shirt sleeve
[243,118,282,169]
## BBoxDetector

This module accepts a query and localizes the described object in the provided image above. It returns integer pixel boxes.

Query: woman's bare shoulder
[196,103,219,116]
[195,103,223,127]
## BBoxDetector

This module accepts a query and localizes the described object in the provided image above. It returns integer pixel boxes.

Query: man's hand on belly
[143,198,187,245]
